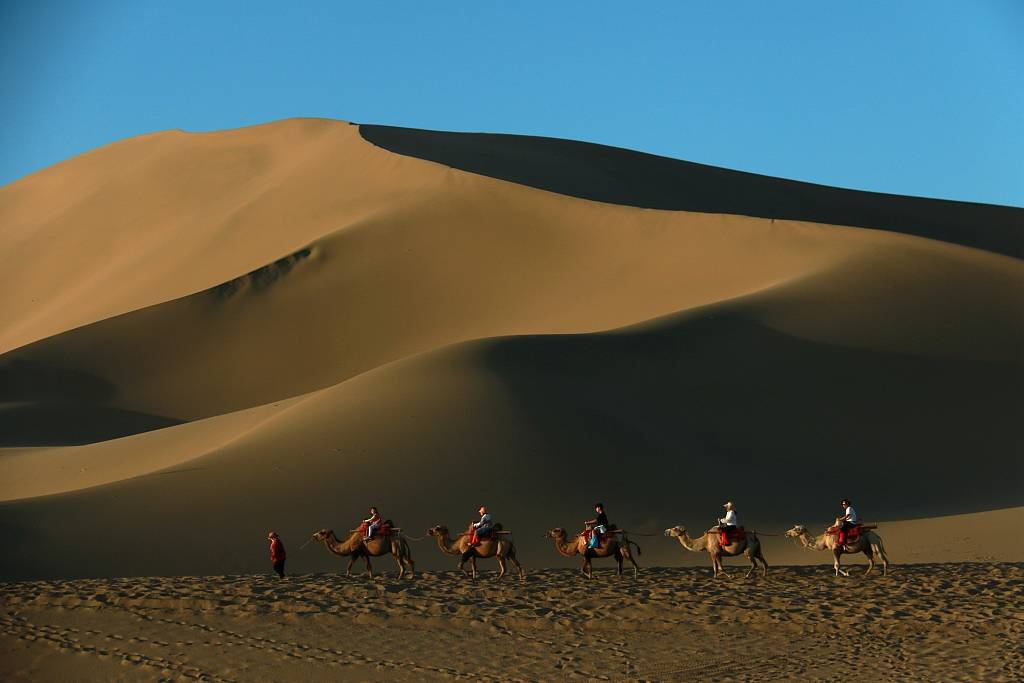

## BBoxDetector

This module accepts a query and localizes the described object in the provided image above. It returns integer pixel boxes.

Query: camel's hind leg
[495,554,507,580]
[621,549,639,579]
[508,551,525,580]
[872,542,889,575]
[864,548,875,576]
[364,556,374,578]
[744,550,758,578]
[469,556,479,579]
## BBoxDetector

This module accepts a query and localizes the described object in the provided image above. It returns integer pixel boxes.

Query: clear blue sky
[2,1,1022,206]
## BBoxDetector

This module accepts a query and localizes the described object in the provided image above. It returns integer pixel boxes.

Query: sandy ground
[2,564,1021,682]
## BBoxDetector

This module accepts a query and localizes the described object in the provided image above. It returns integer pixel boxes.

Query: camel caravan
[294,499,890,581]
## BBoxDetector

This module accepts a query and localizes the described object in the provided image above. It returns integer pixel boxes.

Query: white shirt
[844,506,858,524]
[719,510,738,527]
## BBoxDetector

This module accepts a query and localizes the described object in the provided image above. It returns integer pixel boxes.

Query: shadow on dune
[0,359,182,446]
[360,124,1024,259]
[1,298,1020,579]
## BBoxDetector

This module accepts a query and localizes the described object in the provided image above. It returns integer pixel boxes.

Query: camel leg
[623,550,639,579]
[406,554,415,580]
[364,556,373,578]
[580,557,592,580]
[470,556,479,580]
[744,550,757,579]
[833,550,849,577]
[872,542,890,575]
[346,556,355,576]
[509,553,525,581]
[758,551,769,577]
[616,554,624,577]
[864,548,875,576]
[393,552,405,580]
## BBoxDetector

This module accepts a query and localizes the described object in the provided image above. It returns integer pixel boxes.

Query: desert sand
[3,564,1022,681]
[0,118,1022,679]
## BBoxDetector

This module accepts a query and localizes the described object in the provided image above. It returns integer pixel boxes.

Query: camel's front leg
[470,556,479,579]
[833,550,849,577]
[616,554,624,577]
[581,557,592,579]
[346,556,355,576]
[364,556,374,578]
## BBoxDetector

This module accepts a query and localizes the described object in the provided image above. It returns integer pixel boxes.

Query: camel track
[2,564,1021,681]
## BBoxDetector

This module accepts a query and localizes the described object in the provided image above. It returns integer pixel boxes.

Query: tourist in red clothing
[268,531,286,578]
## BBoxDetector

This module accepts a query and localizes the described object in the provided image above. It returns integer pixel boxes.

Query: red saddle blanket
[719,528,746,545]
[828,525,863,545]
[359,522,392,539]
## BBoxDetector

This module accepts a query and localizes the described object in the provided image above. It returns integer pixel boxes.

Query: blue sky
[2,1,1022,206]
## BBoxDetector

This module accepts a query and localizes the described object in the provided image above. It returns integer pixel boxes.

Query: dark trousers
[273,559,285,578]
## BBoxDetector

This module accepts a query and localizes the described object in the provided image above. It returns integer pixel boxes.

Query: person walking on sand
[268,531,286,579]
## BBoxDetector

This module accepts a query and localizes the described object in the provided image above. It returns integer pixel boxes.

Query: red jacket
[270,537,286,562]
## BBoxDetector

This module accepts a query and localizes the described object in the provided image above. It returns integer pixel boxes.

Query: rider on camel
[718,501,738,544]
[470,506,493,547]
[363,506,381,541]
[585,502,609,549]
[837,498,858,545]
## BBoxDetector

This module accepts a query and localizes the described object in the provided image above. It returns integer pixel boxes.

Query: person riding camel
[470,506,493,547]
[837,498,858,545]
[363,506,381,541]
[585,502,609,550]
[718,501,738,545]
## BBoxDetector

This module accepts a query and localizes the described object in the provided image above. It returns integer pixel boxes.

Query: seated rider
[363,506,381,541]
[718,501,738,543]
[837,498,858,544]
[470,506,493,547]
[585,502,609,550]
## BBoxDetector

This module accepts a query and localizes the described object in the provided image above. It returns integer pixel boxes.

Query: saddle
[828,523,864,546]
[361,520,393,540]
[719,526,746,546]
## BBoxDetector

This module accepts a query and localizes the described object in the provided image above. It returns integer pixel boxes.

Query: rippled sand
[2,563,1021,682]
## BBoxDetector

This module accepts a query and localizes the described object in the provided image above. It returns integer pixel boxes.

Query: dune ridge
[0,118,1021,581]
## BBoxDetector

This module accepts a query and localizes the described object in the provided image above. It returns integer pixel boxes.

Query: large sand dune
[0,118,1021,580]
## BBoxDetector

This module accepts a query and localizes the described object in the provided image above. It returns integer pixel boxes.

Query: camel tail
[630,540,642,557]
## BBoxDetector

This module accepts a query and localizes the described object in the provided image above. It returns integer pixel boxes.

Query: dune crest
[0,118,1021,579]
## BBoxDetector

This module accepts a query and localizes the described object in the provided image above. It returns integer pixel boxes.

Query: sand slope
[0,118,1021,580]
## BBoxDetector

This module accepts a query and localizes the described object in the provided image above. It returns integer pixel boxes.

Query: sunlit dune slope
[0,118,1021,579]
[1,285,1021,578]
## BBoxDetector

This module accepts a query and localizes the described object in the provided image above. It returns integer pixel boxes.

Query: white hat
[723,501,734,509]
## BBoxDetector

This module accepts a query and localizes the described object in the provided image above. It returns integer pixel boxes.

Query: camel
[664,525,768,578]
[311,528,415,579]
[427,524,525,580]
[545,528,641,579]
[785,522,890,576]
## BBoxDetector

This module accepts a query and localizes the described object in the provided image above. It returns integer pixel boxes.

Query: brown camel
[311,528,415,579]
[785,522,890,576]
[427,524,525,580]
[664,525,768,578]
[545,528,641,579]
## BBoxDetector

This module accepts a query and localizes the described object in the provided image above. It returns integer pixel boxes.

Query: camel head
[544,528,566,540]
[663,526,687,538]
[785,525,807,538]
[311,529,332,542]
[427,525,448,538]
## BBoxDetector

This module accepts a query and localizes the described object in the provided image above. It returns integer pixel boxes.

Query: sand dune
[0,118,1021,583]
